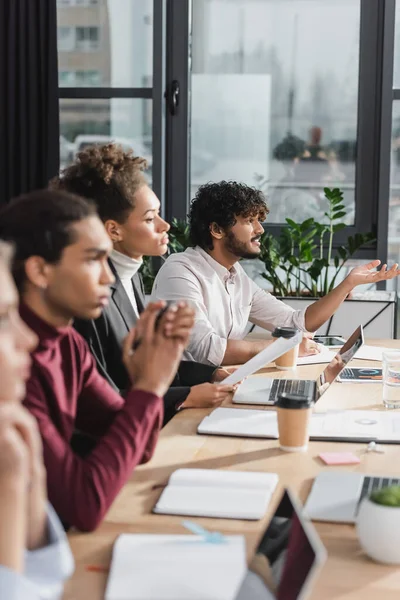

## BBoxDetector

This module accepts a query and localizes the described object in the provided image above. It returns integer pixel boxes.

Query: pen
[86,565,109,573]
[181,520,226,543]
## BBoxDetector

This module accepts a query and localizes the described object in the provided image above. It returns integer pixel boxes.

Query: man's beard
[224,230,261,259]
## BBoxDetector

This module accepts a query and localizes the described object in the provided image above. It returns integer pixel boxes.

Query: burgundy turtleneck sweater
[20,303,163,532]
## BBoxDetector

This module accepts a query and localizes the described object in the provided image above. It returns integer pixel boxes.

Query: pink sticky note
[319,452,361,465]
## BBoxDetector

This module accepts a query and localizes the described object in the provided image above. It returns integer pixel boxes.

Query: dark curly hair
[50,143,148,224]
[189,181,268,250]
[0,189,96,292]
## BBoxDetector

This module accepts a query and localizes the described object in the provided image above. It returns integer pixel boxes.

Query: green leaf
[337,246,347,260]
[334,255,339,268]
[370,485,400,507]
[332,223,346,232]
[285,218,299,230]
[332,211,346,220]
[288,256,299,267]
[300,217,315,230]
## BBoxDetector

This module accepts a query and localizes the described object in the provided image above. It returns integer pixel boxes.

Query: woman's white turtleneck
[110,249,143,317]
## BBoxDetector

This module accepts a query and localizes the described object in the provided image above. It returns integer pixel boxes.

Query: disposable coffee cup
[272,327,299,370]
[276,392,312,452]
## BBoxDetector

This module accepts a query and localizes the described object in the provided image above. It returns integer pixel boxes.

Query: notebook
[105,533,247,600]
[198,407,400,444]
[153,469,279,520]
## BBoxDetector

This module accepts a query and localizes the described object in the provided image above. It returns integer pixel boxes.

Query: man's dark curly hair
[189,181,268,250]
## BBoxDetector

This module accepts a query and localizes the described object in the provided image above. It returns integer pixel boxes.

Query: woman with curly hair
[51,143,237,425]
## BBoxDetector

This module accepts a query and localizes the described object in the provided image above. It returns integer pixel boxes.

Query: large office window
[166,0,389,261]
[57,0,154,183]
[190,0,360,225]
[388,1,400,283]
[56,0,394,263]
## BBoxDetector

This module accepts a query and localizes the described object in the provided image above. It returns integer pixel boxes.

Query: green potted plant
[259,187,375,298]
[251,187,398,337]
[140,218,191,295]
[356,485,400,564]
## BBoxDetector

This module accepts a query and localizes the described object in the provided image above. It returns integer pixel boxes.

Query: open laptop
[233,325,364,406]
[304,471,400,524]
[236,488,326,600]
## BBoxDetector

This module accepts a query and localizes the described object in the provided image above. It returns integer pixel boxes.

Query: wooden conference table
[64,340,400,600]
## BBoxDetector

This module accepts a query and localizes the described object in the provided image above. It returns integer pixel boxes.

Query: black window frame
[57,0,167,215]
[165,0,396,264]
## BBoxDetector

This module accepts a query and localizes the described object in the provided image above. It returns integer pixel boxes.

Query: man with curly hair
[152,181,399,366]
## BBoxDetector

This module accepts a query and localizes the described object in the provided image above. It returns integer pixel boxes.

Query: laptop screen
[236,489,326,600]
[316,324,364,400]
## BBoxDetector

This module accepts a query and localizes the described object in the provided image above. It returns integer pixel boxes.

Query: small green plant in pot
[259,187,375,298]
[356,484,400,564]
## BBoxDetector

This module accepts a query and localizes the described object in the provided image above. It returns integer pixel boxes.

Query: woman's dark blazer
[74,259,216,425]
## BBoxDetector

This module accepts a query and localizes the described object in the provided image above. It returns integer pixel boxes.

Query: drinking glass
[382,351,400,409]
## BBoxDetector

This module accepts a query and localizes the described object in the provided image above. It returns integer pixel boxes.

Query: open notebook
[153,469,279,520]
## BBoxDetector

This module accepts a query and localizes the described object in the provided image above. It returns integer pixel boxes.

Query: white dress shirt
[152,246,308,366]
[110,249,143,317]
[0,504,74,599]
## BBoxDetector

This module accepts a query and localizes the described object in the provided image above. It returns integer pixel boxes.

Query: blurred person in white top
[152,181,400,366]
[0,240,73,599]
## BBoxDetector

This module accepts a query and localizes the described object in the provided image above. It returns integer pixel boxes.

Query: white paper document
[297,344,396,365]
[198,407,400,443]
[154,468,278,520]
[105,533,247,600]
[223,330,303,385]
[297,348,335,365]
[353,345,395,361]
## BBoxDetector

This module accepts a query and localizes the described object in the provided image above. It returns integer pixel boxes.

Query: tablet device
[313,335,345,347]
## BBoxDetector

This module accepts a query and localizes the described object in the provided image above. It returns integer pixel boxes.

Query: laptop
[236,488,327,600]
[233,325,364,406]
[304,471,400,524]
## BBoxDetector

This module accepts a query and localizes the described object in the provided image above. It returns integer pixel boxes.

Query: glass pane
[394,1,400,88]
[190,0,360,225]
[388,101,400,287]
[59,98,152,185]
[57,0,153,87]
